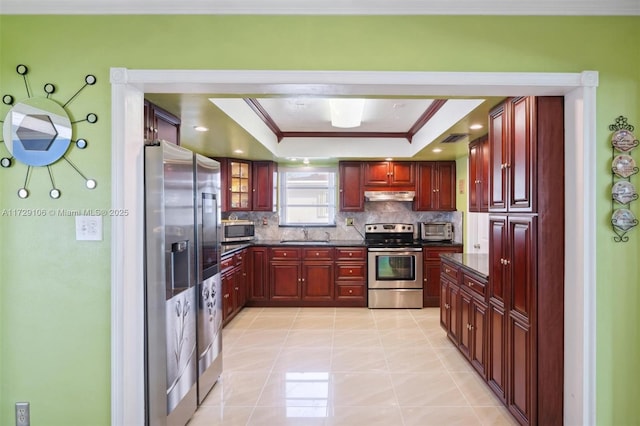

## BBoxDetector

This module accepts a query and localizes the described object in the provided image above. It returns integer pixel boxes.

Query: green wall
[1,15,638,426]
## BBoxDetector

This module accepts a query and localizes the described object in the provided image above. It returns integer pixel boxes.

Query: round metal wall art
[1,64,98,199]
[609,116,638,242]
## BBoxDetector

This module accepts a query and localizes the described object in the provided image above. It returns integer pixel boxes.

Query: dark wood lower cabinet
[221,248,248,326]
[423,245,463,307]
[242,245,366,308]
[487,301,507,403]
[509,316,533,425]
[247,246,268,302]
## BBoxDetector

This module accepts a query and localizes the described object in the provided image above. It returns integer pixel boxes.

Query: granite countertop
[440,252,489,279]
[253,239,367,247]
[421,241,464,247]
[221,239,367,256]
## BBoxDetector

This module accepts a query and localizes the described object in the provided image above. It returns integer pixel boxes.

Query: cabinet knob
[234,287,239,291]
[283,253,287,257]
[301,278,305,282]
[445,268,451,273]
[316,252,319,256]
[468,281,474,287]
[348,289,353,294]
[349,253,353,257]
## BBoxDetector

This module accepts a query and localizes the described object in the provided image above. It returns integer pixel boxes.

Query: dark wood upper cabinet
[339,161,364,212]
[252,161,277,212]
[363,161,415,187]
[489,97,542,213]
[414,161,456,211]
[489,103,507,211]
[144,99,180,145]
[218,158,276,212]
[469,134,489,212]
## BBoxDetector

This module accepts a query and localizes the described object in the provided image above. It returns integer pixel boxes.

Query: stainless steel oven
[365,223,423,309]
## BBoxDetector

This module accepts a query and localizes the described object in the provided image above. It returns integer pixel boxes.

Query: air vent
[441,133,469,143]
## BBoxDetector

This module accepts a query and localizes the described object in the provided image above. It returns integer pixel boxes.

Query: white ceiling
[1,0,638,15]
[245,98,434,133]
[208,96,488,161]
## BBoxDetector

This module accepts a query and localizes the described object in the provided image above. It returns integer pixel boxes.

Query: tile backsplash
[227,201,463,243]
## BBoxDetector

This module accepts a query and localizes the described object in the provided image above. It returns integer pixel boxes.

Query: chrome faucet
[302,227,309,241]
[325,231,331,242]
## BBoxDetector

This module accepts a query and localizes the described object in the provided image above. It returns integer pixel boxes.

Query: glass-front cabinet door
[230,160,250,210]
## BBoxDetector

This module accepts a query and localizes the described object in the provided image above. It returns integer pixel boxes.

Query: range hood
[364,190,416,202]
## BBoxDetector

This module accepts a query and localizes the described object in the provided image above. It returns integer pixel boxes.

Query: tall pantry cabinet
[488,96,564,426]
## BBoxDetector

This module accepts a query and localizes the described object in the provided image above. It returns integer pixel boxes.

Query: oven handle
[367,247,423,253]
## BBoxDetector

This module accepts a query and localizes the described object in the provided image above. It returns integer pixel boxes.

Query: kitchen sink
[279,239,331,244]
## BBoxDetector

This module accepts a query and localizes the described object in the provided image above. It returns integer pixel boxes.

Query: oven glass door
[368,250,422,289]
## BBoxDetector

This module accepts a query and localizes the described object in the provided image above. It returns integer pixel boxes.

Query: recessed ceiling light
[194,126,209,132]
[233,149,244,154]
[385,157,393,161]
[432,148,443,153]
[469,124,483,130]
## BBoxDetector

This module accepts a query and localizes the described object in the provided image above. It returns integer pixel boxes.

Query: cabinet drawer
[221,255,234,272]
[423,246,463,260]
[234,250,246,266]
[335,263,366,280]
[302,247,334,261]
[441,261,459,281]
[461,272,487,299]
[270,247,301,260]
[337,285,365,297]
[335,247,366,261]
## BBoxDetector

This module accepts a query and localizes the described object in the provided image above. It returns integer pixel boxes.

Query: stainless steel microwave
[419,222,453,242]
[221,220,255,242]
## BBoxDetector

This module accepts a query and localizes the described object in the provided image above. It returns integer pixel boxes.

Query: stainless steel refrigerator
[144,140,222,426]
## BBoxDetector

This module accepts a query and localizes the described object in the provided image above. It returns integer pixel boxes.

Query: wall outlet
[15,402,29,426]
[75,215,102,241]
[346,218,354,226]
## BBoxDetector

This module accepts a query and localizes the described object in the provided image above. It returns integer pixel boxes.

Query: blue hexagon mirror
[1,64,97,199]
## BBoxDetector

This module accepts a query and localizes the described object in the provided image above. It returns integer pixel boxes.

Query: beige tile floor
[188,307,518,426]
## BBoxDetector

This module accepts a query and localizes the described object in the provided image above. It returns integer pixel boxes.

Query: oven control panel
[365,223,413,233]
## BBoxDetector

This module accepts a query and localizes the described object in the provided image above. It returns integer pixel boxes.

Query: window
[279,167,337,226]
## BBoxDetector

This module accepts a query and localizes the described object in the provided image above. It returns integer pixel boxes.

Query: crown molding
[1,0,639,15]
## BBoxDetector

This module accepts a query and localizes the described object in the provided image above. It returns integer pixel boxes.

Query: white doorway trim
[110,68,598,426]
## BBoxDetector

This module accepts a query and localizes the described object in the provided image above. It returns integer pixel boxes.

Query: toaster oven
[419,222,453,242]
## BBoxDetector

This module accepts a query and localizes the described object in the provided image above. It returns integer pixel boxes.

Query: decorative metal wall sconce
[1,64,98,199]
[609,116,638,242]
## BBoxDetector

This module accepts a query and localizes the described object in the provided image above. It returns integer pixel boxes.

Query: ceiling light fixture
[432,148,443,153]
[233,149,244,154]
[194,126,209,132]
[469,123,483,130]
[329,98,365,128]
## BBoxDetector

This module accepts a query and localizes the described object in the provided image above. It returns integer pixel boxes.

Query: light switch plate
[75,215,102,241]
